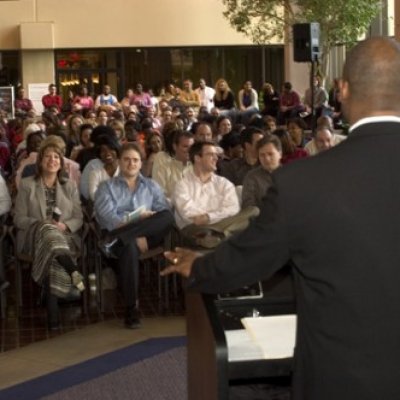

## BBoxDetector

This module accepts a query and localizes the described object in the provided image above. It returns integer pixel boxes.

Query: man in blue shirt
[95,142,174,328]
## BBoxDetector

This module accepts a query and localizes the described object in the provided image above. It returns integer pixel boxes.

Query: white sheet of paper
[225,329,265,362]
[241,315,297,359]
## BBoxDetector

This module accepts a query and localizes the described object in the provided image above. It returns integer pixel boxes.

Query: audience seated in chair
[141,131,164,178]
[13,138,84,330]
[80,125,118,200]
[172,141,259,249]
[259,82,280,118]
[303,76,330,121]
[274,128,308,165]
[17,134,81,189]
[88,135,120,201]
[179,79,201,111]
[213,79,237,122]
[237,80,259,125]
[14,130,44,188]
[305,126,346,156]
[195,78,215,112]
[219,127,264,186]
[72,124,95,170]
[287,117,308,148]
[94,84,119,112]
[94,142,174,329]
[151,130,194,203]
[191,121,213,143]
[242,134,282,210]
[278,81,304,125]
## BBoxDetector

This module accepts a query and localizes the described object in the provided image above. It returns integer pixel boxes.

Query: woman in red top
[274,128,308,165]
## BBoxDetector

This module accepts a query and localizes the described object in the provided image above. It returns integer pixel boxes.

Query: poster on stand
[0,86,14,119]
[28,83,49,115]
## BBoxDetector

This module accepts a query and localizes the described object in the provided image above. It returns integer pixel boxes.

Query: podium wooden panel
[186,267,296,399]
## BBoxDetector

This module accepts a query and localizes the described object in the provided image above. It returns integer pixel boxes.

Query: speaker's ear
[293,23,320,63]
[338,79,349,103]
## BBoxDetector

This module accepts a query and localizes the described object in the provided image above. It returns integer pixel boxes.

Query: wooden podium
[186,267,296,400]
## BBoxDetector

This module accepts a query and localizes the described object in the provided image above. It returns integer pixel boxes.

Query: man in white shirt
[172,141,258,248]
[94,84,119,111]
[195,78,215,112]
[304,127,346,155]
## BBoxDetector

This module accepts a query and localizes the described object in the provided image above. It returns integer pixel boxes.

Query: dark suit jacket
[190,121,400,400]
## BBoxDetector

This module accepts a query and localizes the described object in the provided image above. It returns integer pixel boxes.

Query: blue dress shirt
[94,174,170,231]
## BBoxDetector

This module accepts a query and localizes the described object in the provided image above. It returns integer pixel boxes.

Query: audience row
[0,95,346,330]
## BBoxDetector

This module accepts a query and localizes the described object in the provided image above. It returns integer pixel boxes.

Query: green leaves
[222,0,382,74]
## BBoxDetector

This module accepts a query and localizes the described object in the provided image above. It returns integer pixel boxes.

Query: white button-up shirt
[172,169,240,229]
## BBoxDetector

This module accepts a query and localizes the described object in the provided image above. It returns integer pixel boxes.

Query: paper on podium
[225,329,265,362]
[241,315,297,359]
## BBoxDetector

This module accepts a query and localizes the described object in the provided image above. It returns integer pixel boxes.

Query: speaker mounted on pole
[293,22,320,62]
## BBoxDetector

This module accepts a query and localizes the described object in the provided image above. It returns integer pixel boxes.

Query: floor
[0,263,186,390]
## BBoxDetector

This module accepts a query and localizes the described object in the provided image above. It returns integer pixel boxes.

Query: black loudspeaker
[293,22,320,62]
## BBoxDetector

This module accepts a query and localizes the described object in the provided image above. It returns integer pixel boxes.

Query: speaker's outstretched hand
[162,247,200,278]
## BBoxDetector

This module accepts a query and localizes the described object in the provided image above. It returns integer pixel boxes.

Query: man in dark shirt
[219,127,264,186]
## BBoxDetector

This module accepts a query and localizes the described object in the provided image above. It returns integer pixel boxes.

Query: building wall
[21,50,54,86]
[0,0,286,92]
[0,0,270,50]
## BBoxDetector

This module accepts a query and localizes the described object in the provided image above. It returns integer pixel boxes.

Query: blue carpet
[0,336,186,400]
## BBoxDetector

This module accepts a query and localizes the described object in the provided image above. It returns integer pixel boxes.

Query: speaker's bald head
[342,37,400,112]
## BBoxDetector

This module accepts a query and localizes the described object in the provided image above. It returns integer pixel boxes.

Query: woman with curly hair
[14,138,84,330]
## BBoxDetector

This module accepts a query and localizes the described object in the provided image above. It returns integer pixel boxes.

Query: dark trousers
[108,210,174,308]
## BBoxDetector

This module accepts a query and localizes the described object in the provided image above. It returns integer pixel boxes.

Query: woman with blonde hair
[65,114,84,157]
[213,78,236,121]
[260,82,280,118]
[108,120,126,144]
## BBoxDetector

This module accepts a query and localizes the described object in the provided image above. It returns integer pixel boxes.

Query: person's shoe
[99,238,119,259]
[0,280,10,292]
[71,271,85,292]
[47,313,61,331]
[124,307,141,329]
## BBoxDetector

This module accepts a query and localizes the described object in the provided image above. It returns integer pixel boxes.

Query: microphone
[52,207,62,222]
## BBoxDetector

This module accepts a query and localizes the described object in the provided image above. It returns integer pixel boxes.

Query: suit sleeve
[188,183,290,293]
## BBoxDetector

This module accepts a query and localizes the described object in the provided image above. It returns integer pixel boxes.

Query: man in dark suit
[162,37,400,400]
